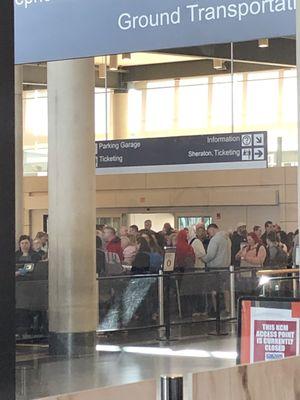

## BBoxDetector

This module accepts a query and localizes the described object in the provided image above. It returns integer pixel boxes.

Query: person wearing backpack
[266,231,288,268]
[140,232,163,273]
[236,232,267,268]
[188,226,206,269]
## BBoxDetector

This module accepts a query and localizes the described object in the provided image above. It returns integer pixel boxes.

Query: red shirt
[106,238,124,262]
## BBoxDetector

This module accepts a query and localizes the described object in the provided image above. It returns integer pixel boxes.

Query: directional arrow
[255,137,262,144]
[255,150,263,158]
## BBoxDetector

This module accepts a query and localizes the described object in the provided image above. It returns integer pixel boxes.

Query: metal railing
[97,266,263,339]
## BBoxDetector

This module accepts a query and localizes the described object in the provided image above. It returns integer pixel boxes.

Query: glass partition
[23,40,297,174]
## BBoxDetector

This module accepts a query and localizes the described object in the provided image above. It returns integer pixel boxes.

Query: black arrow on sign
[255,150,263,158]
[255,136,263,144]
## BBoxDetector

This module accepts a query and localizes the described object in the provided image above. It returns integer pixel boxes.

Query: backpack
[104,252,124,276]
[265,245,288,268]
[148,252,163,273]
[274,246,288,268]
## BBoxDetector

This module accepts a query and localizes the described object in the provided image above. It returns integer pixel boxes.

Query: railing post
[158,270,165,339]
[161,376,183,400]
[230,265,236,319]
[164,273,171,341]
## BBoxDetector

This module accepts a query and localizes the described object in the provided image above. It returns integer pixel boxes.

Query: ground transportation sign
[15,0,296,64]
[238,297,300,364]
[95,131,267,174]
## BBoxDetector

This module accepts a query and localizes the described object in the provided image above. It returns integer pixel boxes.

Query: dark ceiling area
[24,37,296,90]
[159,37,295,66]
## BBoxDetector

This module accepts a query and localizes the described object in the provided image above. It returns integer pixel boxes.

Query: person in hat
[231,222,248,267]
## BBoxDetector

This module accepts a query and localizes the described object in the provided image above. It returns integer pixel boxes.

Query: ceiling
[95,52,204,67]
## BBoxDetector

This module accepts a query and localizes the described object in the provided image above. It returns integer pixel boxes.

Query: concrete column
[48,58,97,356]
[113,90,128,139]
[15,65,23,245]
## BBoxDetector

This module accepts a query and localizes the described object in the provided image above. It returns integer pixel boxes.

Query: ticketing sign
[95,131,268,175]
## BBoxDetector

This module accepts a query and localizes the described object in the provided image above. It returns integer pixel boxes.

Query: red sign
[253,320,297,362]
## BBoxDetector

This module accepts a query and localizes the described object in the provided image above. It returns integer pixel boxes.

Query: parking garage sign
[95,131,268,175]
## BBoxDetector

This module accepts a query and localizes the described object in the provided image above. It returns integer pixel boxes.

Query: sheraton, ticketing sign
[95,131,268,175]
[15,0,296,64]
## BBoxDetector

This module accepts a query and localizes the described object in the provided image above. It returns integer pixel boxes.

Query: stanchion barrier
[230,265,236,319]
[161,376,183,400]
[164,273,171,341]
[96,267,264,336]
[158,270,165,340]
[293,265,298,298]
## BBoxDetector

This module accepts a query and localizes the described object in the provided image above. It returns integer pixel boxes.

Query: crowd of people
[96,219,299,275]
[15,232,48,264]
[15,219,298,274]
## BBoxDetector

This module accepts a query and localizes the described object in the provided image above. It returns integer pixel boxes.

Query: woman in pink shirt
[236,232,267,268]
[121,234,138,265]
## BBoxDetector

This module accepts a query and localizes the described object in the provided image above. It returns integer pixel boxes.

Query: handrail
[97,267,259,281]
[257,268,300,276]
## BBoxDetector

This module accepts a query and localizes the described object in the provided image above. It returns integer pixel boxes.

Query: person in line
[119,226,128,238]
[15,235,42,263]
[261,221,274,245]
[96,236,106,275]
[32,238,46,260]
[121,234,138,265]
[35,232,48,253]
[141,231,163,272]
[103,227,123,262]
[293,230,299,266]
[129,225,139,236]
[144,219,155,233]
[253,225,263,240]
[274,224,282,234]
[188,226,206,269]
[196,224,210,251]
[175,230,195,271]
[131,237,151,274]
[231,222,248,267]
[266,231,288,268]
[167,232,178,247]
[202,224,231,270]
[236,232,266,268]
[201,224,232,317]
[277,231,289,253]
[96,224,105,239]
[161,222,175,237]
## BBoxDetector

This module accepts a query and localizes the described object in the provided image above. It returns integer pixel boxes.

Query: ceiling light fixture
[213,59,226,70]
[98,64,106,79]
[109,55,119,70]
[122,53,131,60]
[258,38,269,48]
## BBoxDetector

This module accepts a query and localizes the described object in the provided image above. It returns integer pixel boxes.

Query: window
[95,88,111,140]
[282,69,297,124]
[246,71,279,125]
[145,80,174,131]
[178,77,209,130]
[211,75,232,129]
[128,88,142,136]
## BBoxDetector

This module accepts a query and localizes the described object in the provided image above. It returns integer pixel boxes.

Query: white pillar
[113,90,128,139]
[297,0,300,231]
[15,65,23,246]
[48,59,97,355]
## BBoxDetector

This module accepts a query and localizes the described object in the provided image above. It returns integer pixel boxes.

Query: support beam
[15,66,23,244]
[0,1,15,399]
[297,0,300,231]
[48,59,97,356]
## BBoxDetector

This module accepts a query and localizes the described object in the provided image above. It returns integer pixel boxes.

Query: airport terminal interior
[2,3,300,400]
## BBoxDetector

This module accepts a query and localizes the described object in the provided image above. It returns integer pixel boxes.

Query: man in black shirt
[261,221,274,245]
[231,222,247,267]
